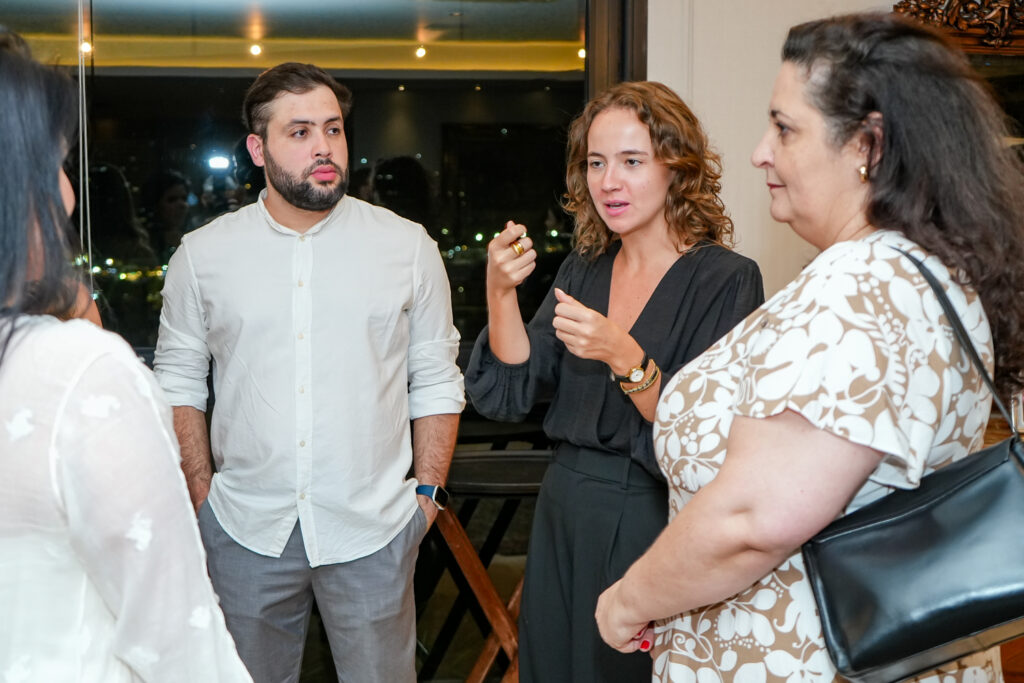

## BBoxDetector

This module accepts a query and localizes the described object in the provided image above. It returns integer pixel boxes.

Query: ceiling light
[415,46,426,58]
[474,84,482,92]
[578,48,586,59]
[80,41,92,54]
[398,84,406,92]
[249,44,263,56]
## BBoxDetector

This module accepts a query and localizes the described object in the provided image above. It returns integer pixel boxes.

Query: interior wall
[647,0,890,296]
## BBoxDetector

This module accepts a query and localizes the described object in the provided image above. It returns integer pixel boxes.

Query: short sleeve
[732,245,988,490]
[53,346,252,682]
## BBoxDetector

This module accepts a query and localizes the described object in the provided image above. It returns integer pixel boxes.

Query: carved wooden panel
[894,0,1024,54]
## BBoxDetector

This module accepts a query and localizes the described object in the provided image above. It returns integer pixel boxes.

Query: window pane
[3,1,585,348]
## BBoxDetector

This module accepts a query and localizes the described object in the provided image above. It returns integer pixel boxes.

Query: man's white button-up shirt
[155,194,465,566]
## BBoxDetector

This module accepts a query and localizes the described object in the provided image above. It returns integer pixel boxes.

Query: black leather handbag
[801,249,1024,683]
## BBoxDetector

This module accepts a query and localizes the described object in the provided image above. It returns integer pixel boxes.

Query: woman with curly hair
[465,80,764,683]
[596,14,1024,683]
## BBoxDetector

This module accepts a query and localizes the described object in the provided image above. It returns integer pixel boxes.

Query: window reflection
[2,1,585,349]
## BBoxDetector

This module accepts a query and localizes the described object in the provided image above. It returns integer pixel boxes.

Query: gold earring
[858,164,869,183]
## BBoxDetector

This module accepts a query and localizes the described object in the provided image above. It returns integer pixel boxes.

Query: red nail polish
[640,640,651,651]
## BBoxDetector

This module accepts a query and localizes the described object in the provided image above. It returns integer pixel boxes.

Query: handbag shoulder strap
[893,246,1014,428]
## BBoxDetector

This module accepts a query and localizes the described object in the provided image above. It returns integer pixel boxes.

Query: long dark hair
[0,52,79,363]
[565,81,733,258]
[784,13,1024,399]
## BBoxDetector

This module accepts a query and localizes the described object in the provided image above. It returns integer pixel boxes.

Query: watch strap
[609,352,650,383]
[415,484,449,510]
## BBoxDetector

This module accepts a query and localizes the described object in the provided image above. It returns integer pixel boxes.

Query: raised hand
[552,287,631,367]
[486,220,537,296]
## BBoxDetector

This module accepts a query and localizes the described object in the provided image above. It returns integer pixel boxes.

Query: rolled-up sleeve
[154,242,212,411]
[407,232,465,420]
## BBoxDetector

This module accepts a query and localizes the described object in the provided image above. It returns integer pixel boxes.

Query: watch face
[434,487,450,508]
[628,367,645,383]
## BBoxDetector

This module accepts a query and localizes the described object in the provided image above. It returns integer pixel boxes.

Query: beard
[263,148,348,212]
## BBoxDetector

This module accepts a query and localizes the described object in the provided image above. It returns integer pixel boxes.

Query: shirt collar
[256,190,349,237]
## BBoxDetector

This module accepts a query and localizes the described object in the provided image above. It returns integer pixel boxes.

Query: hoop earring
[858,164,869,183]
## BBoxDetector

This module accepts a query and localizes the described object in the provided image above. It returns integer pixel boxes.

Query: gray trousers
[198,501,425,683]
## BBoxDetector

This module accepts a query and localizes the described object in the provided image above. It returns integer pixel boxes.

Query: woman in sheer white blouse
[0,51,252,682]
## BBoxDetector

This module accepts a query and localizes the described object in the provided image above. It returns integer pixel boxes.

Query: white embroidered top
[0,316,251,683]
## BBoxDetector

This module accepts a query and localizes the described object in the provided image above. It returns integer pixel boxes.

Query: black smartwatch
[609,353,650,384]
[416,484,450,510]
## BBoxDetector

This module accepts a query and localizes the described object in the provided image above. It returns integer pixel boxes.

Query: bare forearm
[412,412,460,484]
[616,412,884,623]
[172,406,213,513]
[486,289,530,364]
[615,498,787,625]
[599,411,885,650]
[624,374,661,423]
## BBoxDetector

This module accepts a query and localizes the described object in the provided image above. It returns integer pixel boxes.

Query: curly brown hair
[565,81,733,258]
[784,13,1024,400]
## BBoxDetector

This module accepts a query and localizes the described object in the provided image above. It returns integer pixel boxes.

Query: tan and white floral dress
[652,230,1002,683]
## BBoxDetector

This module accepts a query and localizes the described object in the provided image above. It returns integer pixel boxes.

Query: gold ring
[511,241,525,256]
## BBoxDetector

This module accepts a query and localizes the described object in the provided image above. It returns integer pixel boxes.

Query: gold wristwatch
[609,353,650,384]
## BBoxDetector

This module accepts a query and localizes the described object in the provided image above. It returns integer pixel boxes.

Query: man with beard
[154,63,464,683]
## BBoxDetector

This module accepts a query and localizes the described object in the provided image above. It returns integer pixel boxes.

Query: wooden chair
[419,449,552,683]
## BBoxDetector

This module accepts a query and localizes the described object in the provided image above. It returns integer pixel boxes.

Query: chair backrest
[446,449,553,497]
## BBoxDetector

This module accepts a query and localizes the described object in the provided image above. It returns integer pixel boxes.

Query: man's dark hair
[242,62,352,138]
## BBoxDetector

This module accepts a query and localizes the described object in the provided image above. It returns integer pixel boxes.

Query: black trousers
[519,445,668,683]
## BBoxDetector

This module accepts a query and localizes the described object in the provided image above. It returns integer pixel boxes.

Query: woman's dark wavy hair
[0,52,79,363]
[784,13,1024,399]
[565,81,734,258]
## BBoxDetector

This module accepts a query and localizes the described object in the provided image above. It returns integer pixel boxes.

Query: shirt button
[299,385,305,394]
[299,492,306,500]
[298,280,304,287]
[297,332,304,340]
[299,440,306,447]
[299,235,307,242]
